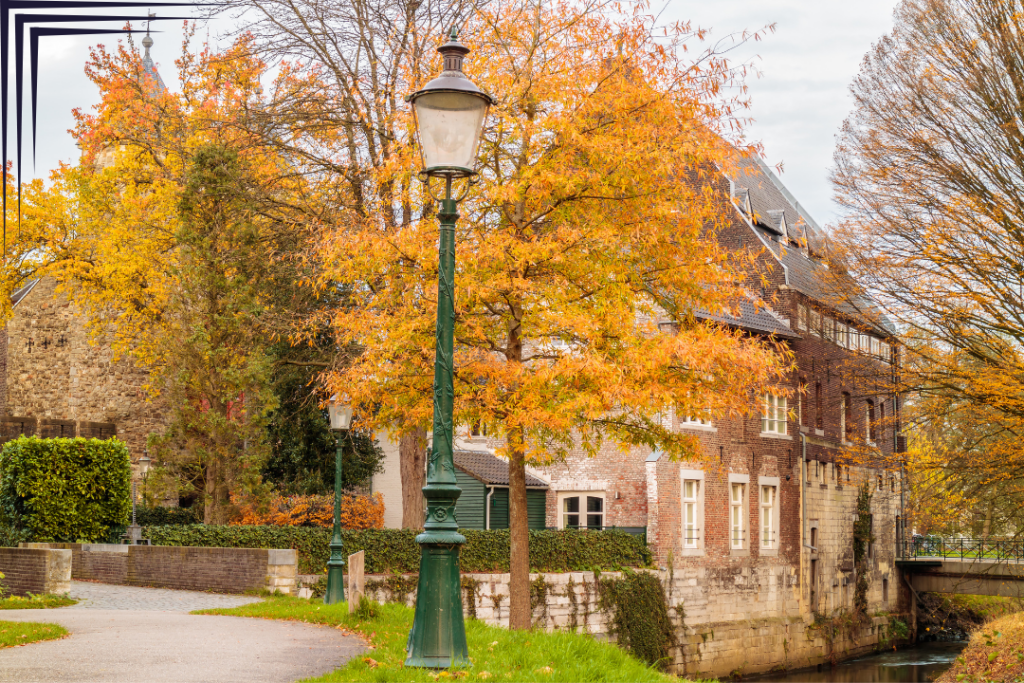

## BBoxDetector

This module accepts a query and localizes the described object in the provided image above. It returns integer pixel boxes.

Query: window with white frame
[560,493,604,530]
[761,485,777,549]
[683,479,700,548]
[837,322,849,348]
[730,483,746,549]
[762,393,788,435]
[682,412,712,427]
[809,309,821,337]
[797,304,807,331]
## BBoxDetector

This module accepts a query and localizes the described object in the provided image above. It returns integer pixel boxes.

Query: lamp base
[405,543,468,668]
[324,560,346,605]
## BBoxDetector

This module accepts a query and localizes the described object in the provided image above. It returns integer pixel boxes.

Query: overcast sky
[13,0,900,227]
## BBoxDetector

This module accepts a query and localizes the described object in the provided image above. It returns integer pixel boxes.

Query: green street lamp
[324,396,353,605]
[405,27,492,669]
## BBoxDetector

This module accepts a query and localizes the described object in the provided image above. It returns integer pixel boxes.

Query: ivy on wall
[853,482,874,616]
[143,525,652,575]
[597,570,675,668]
[0,437,131,542]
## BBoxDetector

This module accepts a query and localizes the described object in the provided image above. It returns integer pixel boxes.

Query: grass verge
[0,620,67,648]
[195,595,688,683]
[0,594,77,610]
[937,612,1024,682]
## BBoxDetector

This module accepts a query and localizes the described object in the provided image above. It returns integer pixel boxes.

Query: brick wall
[22,543,297,595]
[0,547,71,596]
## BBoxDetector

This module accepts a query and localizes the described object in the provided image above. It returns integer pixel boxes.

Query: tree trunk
[203,455,218,525]
[507,427,531,630]
[203,454,233,525]
[982,499,995,538]
[400,427,427,529]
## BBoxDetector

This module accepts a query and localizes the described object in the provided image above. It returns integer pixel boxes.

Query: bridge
[898,537,1024,597]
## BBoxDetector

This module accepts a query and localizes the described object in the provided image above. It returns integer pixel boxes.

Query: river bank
[935,611,1024,682]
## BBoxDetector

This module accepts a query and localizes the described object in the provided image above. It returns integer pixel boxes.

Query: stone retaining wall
[339,568,903,678]
[22,543,297,595]
[0,547,71,596]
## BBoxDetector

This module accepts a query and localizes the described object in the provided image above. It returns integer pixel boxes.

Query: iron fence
[899,535,1024,562]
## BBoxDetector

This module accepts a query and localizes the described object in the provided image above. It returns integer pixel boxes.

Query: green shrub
[143,525,652,574]
[136,506,202,526]
[0,437,131,542]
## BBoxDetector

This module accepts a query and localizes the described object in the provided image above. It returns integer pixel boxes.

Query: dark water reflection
[752,641,966,682]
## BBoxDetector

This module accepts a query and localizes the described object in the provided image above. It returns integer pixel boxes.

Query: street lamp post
[125,452,151,545]
[324,397,353,605]
[405,27,492,669]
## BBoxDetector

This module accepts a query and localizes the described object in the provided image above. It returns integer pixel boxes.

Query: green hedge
[143,525,652,574]
[0,437,131,542]
[136,506,202,526]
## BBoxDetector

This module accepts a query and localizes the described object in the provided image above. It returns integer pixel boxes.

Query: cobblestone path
[0,582,365,682]
[67,580,263,611]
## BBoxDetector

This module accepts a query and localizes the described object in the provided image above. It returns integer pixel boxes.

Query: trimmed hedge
[144,525,652,574]
[136,506,202,526]
[0,437,131,542]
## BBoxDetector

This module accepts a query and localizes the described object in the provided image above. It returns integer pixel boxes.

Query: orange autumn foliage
[232,493,385,530]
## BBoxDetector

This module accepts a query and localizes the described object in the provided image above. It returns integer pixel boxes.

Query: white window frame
[762,393,789,437]
[557,491,606,530]
[797,304,807,331]
[759,476,781,556]
[809,308,821,337]
[681,411,714,431]
[680,468,705,556]
[837,322,848,348]
[728,473,749,555]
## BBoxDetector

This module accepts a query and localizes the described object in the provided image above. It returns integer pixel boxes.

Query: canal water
[753,641,966,682]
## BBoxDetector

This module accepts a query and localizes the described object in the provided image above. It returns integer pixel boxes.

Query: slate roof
[694,294,800,339]
[454,450,549,488]
[727,156,897,336]
[10,279,38,307]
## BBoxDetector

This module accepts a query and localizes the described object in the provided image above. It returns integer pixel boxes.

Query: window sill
[800,426,810,433]
[730,547,750,557]
[759,547,779,557]
[681,424,717,433]
[760,432,793,441]
[815,429,825,436]
[679,547,704,557]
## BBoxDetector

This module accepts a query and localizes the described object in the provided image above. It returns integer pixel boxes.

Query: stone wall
[0,547,72,596]
[356,565,904,678]
[22,543,297,595]
[3,277,168,467]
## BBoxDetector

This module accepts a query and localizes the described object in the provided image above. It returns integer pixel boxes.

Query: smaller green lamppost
[405,27,492,669]
[324,396,353,605]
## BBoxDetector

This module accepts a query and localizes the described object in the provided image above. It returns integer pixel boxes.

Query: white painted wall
[372,433,404,529]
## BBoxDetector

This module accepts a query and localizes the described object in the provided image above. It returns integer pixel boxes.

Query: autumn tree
[214,0,478,529]
[322,0,788,629]
[20,33,330,522]
[831,0,1024,530]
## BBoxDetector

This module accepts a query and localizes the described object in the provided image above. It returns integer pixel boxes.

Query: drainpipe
[800,432,808,614]
[485,487,494,530]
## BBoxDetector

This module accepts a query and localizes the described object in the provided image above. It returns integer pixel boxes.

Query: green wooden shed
[452,450,549,530]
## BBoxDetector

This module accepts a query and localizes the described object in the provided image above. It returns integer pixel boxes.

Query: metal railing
[899,535,1024,562]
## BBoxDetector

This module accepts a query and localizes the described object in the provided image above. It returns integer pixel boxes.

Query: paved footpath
[0,581,366,683]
